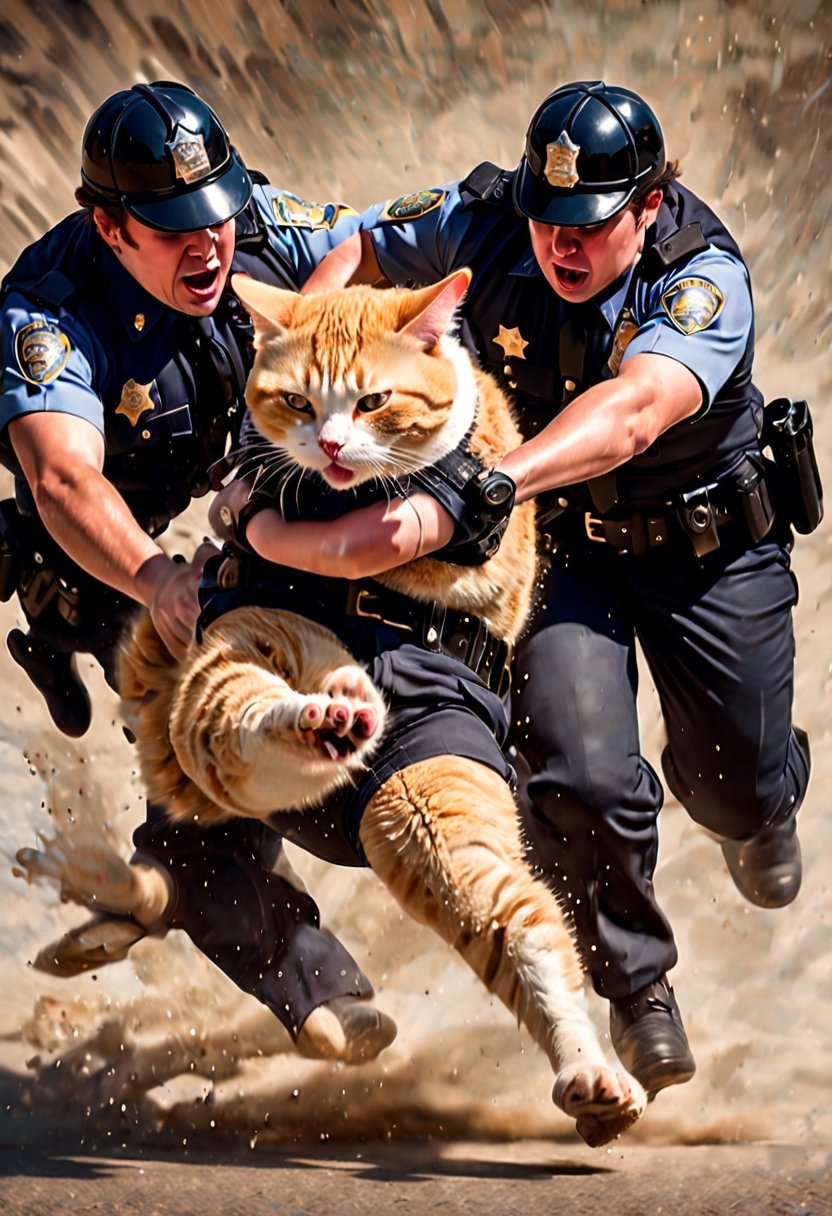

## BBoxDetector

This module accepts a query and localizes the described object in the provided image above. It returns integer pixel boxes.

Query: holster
[762,398,824,535]
[0,498,21,602]
[1,500,134,662]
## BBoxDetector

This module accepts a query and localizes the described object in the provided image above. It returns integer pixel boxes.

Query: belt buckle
[348,585,413,633]
[584,512,607,543]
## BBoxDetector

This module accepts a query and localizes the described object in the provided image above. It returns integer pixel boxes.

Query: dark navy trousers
[512,532,810,1001]
[133,808,372,1037]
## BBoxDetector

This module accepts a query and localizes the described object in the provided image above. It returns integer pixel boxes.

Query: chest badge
[493,324,529,361]
[661,277,725,335]
[607,309,639,376]
[14,320,70,385]
[116,379,155,427]
[544,132,581,189]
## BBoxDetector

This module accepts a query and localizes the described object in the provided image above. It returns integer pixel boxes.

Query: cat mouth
[322,461,356,486]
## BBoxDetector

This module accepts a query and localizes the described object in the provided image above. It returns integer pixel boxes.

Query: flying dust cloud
[0,0,830,1157]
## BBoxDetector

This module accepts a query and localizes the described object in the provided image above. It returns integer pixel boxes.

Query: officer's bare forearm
[497,354,702,503]
[32,469,170,606]
[246,493,454,580]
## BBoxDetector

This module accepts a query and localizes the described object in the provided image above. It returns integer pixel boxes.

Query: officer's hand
[149,543,218,660]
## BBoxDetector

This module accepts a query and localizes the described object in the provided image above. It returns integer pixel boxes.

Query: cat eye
[282,391,313,415]
[355,391,391,414]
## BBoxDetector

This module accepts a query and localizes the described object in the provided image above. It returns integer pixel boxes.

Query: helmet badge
[170,127,212,184]
[543,131,581,189]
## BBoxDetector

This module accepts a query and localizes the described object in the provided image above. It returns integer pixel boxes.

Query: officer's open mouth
[554,265,589,288]
[182,267,220,292]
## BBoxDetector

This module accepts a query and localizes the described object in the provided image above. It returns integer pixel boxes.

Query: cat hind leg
[359,756,646,1147]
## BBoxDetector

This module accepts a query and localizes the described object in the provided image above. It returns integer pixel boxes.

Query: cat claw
[294,667,385,761]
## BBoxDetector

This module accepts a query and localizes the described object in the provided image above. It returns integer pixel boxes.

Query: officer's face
[528,200,655,303]
[97,212,236,315]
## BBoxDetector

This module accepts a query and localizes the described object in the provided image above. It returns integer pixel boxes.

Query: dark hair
[632,159,681,214]
[75,185,139,248]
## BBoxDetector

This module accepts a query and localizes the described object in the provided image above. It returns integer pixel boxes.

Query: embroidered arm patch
[271,191,358,230]
[661,277,725,335]
[379,188,445,222]
[14,320,70,384]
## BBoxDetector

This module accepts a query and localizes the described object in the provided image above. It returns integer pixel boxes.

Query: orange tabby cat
[118,271,646,1147]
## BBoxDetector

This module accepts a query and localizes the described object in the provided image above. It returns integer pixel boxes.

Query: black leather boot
[720,727,808,910]
[7,628,91,737]
[721,818,802,908]
[610,974,696,1098]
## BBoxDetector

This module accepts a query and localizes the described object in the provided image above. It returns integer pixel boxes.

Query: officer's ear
[92,207,125,252]
[635,187,663,231]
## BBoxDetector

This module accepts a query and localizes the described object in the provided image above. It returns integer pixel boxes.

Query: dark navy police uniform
[195,464,516,868]
[0,182,378,1035]
[363,171,811,1000]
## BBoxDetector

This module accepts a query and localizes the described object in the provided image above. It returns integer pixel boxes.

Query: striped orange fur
[118,273,646,1145]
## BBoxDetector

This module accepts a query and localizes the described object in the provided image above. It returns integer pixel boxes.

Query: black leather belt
[582,503,733,556]
[545,499,736,558]
[211,552,512,697]
[345,581,511,697]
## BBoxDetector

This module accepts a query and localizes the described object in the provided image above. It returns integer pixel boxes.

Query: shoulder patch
[379,188,445,222]
[271,191,357,230]
[14,320,70,385]
[661,277,725,335]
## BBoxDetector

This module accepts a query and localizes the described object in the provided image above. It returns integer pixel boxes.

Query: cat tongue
[325,462,355,485]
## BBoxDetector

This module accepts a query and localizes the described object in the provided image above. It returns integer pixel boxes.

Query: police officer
[260,80,817,1098]
[2,81,396,1063]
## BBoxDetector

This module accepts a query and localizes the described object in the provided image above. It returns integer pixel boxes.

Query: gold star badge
[115,379,155,427]
[493,324,529,361]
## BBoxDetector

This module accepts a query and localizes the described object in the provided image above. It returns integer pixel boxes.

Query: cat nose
[318,436,343,462]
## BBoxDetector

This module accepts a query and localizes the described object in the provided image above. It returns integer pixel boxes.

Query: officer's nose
[188,228,222,256]
[551,225,580,255]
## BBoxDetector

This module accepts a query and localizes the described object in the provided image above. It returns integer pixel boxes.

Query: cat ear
[399,269,472,349]
[231,274,299,347]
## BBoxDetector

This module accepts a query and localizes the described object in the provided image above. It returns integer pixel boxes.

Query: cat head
[231,270,476,491]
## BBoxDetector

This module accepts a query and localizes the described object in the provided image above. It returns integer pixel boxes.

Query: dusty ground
[0,1,830,1212]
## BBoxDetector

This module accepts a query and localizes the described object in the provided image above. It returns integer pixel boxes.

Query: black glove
[411,451,516,567]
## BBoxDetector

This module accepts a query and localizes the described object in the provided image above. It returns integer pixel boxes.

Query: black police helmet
[513,80,665,228]
[79,81,252,232]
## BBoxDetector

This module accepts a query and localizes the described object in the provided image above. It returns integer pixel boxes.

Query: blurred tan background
[0,0,829,1162]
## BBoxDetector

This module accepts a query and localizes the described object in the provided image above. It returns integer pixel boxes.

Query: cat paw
[552,1064,647,1148]
[297,665,386,761]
